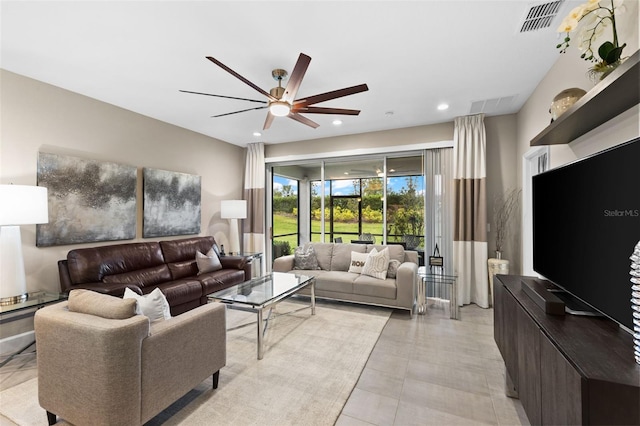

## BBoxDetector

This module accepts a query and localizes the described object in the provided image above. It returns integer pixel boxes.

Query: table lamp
[0,185,49,305]
[221,200,246,255]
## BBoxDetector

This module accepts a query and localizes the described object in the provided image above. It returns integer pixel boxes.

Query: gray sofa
[273,242,418,314]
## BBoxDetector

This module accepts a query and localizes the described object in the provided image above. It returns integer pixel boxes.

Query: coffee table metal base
[224,282,316,359]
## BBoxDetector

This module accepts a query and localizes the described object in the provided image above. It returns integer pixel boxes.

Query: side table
[416,267,459,319]
[242,252,263,278]
[0,291,67,367]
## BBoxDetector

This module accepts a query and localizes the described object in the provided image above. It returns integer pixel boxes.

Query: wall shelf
[531,49,639,146]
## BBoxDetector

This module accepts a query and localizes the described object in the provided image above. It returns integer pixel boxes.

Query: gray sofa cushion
[314,271,359,294]
[331,243,367,271]
[68,289,137,319]
[312,243,334,270]
[367,244,405,264]
[353,275,397,299]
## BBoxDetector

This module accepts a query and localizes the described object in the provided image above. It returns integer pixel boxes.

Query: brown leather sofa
[58,236,251,315]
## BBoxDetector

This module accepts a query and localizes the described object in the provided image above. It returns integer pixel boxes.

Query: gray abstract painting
[143,168,201,237]
[36,152,137,246]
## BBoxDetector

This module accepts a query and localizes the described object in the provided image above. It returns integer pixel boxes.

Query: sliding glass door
[268,151,442,268]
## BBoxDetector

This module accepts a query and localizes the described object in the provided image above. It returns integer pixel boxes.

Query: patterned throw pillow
[387,259,402,278]
[361,248,390,280]
[348,251,369,274]
[293,244,321,270]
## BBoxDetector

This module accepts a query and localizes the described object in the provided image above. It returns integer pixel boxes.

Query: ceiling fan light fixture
[269,101,291,117]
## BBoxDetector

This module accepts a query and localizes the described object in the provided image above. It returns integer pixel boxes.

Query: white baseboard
[0,331,35,357]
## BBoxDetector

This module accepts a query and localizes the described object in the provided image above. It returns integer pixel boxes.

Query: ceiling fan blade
[212,106,268,118]
[294,106,361,115]
[288,112,319,129]
[281,53,311,103]
[263,111,275,130]
[293,84,369,107]
[206,56,277,101]
[180,90,267,104]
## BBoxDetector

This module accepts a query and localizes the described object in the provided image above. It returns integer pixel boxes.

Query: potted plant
[493,188,521,260]
[556,0,628,81]
[488,188,521,306]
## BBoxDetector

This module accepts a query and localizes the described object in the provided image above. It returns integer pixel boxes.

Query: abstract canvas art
[36,152,137,246]
[143,168,201,237]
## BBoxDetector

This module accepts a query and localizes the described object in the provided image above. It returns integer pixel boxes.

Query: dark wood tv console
[494,275,640,425]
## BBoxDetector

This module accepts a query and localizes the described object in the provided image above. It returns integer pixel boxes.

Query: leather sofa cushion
[103,265,172,288]
[67,242,165,284]
[199,269,246,295]
[154,280,203,307]
[167,260,199,280]
[160,237,216,263]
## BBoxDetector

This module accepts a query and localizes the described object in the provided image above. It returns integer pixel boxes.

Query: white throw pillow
[348,251,369,274]
[196,247,222,275]
[361,248,390,280]
[123,287,171,322]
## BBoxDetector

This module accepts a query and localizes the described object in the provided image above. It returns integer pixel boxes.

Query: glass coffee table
[208,272,315,359]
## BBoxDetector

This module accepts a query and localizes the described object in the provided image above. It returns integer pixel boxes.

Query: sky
[273,175,423,196]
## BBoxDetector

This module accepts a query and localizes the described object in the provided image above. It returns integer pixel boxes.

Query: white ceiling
[1,0,579,147]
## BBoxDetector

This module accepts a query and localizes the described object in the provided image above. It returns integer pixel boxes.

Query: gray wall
[1,70,246,299]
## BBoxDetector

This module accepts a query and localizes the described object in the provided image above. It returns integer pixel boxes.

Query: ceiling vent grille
[470,95,517,115]
[519,1,564,32]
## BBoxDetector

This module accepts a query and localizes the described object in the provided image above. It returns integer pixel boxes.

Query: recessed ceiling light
[344,172,349,175]
[332,119,342,125]
[253,132,262,137]
[437,103,449,111]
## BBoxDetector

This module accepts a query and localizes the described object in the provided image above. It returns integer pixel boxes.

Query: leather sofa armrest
[66,282,143,297]
[58,260,73,293]
[273,254,295,272]
[220,255,248,270]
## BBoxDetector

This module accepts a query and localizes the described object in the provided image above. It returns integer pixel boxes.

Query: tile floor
[337,299,530,426]
[0,299,530,426]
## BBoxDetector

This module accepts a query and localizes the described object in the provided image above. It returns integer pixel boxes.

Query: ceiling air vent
[519,1,564,32]
[470,96,517,115]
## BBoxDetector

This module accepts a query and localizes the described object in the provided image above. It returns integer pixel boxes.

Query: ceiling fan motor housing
[270,86,285,100]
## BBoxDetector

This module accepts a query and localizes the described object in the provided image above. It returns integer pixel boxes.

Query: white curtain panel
[243,143,265,264]
[453,114,489,308]
[424,148,454,299]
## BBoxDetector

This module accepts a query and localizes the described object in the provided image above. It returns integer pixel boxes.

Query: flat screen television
[532,138,640,331]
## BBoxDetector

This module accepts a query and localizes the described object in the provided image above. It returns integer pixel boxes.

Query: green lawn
[273,213,384,248]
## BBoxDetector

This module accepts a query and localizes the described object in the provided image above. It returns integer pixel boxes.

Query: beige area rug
[0,298,390,426]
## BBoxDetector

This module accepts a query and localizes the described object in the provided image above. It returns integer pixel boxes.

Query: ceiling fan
[180,53,369,130]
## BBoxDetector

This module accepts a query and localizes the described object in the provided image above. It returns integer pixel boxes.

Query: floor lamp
[0,185,49,305]
[221,200,247,255]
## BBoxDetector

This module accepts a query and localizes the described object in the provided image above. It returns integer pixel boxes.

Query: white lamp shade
[0,185,49,225]
[221,200,247,219]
